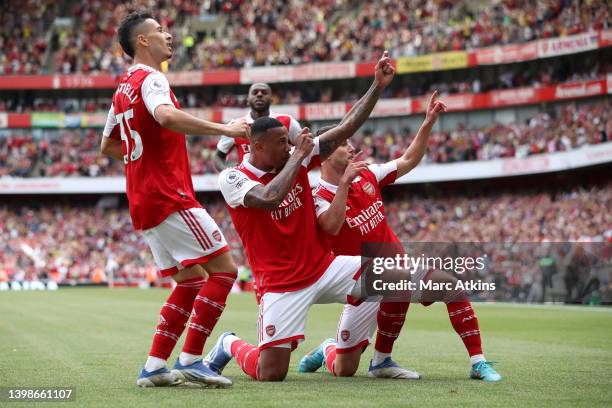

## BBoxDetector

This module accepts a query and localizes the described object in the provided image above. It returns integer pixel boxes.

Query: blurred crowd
[184,0,611,70]
[0,129,123,177]
[0,199,243,285]
[1,99,608,177]
[354,99,610,164]
[1,0,610,75]
[1,184,610,303]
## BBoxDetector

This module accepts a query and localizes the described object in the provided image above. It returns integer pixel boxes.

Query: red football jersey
[219,138,335,294]
[216,111,301,162]
[313,162,400,256]
[102,64,201,230]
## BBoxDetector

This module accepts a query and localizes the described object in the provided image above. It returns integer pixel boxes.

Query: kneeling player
[204,54,403,381]
[299,91,502,382]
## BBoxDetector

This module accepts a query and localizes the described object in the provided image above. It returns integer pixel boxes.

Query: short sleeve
[102,104,119,139]
[141,72,173,121]
[368,161,398,188]
[219,168,262,209]
[313,193,331,218]
[216,135,236,154]
[300,136,321,170]
[287,116,302,144]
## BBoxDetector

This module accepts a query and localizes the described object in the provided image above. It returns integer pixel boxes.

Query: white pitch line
[471,302,612,313]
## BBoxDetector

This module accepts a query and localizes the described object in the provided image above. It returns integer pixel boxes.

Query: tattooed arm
[318,51,396,161]
[244,130,314,210]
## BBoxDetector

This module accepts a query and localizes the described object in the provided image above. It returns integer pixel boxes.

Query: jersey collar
[245,111,278,124]
[318,178,339,193]
[242,154,277,178]
[128,63,160,73]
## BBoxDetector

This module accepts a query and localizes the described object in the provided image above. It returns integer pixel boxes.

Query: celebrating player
[100,11,249,388]
[204,52,400,382]
[213,82,302,171]
[298,91,502,382]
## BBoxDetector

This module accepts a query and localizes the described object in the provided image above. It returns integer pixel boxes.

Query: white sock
[144,356,166,372]
[372,351,391,366]
[470,354,486,366]
[222,334,240,354]
[179,352,201,366]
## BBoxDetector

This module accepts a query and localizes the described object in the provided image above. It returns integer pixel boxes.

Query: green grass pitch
[1,289,611,407]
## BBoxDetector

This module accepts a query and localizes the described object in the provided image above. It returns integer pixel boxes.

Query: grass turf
[0,289,611,408]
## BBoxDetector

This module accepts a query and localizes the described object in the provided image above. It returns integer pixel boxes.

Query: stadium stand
[1,99,608,177]
[1,182,610,301]
[2,0,609,74]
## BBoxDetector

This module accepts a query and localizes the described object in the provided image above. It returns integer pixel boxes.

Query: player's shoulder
[312,182,333,199]
[270,111,298,122]
[219,165,249,185]
[361,165,378,179]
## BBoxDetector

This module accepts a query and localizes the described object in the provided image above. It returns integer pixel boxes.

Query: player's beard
[275,154,291,172]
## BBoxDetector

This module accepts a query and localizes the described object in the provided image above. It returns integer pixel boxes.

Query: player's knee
[224,263,238,275]
[334,364,358,377]
[258,366,288,382]
[174,264,207,282]
[334,353,360,377]
[205,252,238,275]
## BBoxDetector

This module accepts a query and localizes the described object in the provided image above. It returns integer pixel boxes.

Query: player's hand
[223,118,250,139]
[374,50,395,89]
[293,128,315,159]
[340,152,368,186]
[424,90,447,125]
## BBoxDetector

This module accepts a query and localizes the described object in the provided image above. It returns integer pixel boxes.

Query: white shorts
[335,301,379,353]
[257,255,363,350]
[141,207,229,277]
[334,267,433,353]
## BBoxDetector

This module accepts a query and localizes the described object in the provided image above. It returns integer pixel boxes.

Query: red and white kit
[313,162,407,352]
[216,111,301,161]
[103,64,229,276]
[219,138,365,350]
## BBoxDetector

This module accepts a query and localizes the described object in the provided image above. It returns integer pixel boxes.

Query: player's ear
[136,33,148,48]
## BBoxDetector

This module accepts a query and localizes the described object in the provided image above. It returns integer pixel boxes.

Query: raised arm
[394,91,447,178]
[213,150,228,172]
[244,129,314,210]
[318,51,395,161]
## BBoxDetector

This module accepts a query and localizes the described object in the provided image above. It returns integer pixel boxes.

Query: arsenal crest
[212,230,222,242]
[341,330,350,341]
[265,325,276,337]
[363,182,375,197]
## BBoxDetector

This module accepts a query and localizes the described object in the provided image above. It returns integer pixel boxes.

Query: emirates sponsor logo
[555,82,602,99]
[346,200,384,229]
[271,183,304,220]
[279,183,303,207]
[491,88,535,105]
